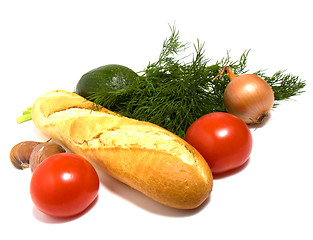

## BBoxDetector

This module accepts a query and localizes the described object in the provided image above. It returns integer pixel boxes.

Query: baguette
[31,90,213,209]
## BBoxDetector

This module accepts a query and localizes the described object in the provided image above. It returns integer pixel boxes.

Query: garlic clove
[10,141,41,170]
[29,142,66,172]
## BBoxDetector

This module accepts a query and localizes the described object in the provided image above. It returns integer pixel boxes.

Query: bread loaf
[31,90,213,209]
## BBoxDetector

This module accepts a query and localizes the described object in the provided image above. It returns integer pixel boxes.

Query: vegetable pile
[12,24,306,218]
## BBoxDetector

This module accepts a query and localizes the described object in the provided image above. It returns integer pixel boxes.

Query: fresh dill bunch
[86,25,305,138]
[109,27,254,138]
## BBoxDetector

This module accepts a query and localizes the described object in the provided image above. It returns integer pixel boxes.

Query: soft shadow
[33,126,51,141]
[97,169,210,218]
[213,158,250,180]
[32,195,99,224]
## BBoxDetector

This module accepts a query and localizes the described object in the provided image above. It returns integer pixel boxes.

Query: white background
[1,0,312,239]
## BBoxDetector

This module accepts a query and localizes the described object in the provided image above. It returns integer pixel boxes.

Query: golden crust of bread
[31,90,213,209]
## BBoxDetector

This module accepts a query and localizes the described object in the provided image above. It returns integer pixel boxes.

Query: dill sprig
[87,26,306,138]
[260,70,306,101]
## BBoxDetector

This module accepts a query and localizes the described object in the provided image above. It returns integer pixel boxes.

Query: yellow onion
[223,67,274,124]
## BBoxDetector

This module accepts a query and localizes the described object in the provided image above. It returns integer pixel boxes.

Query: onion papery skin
[223,74,274,124]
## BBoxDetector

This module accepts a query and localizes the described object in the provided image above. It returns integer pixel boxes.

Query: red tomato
[30,153,99,218]
[185,112,252,175]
